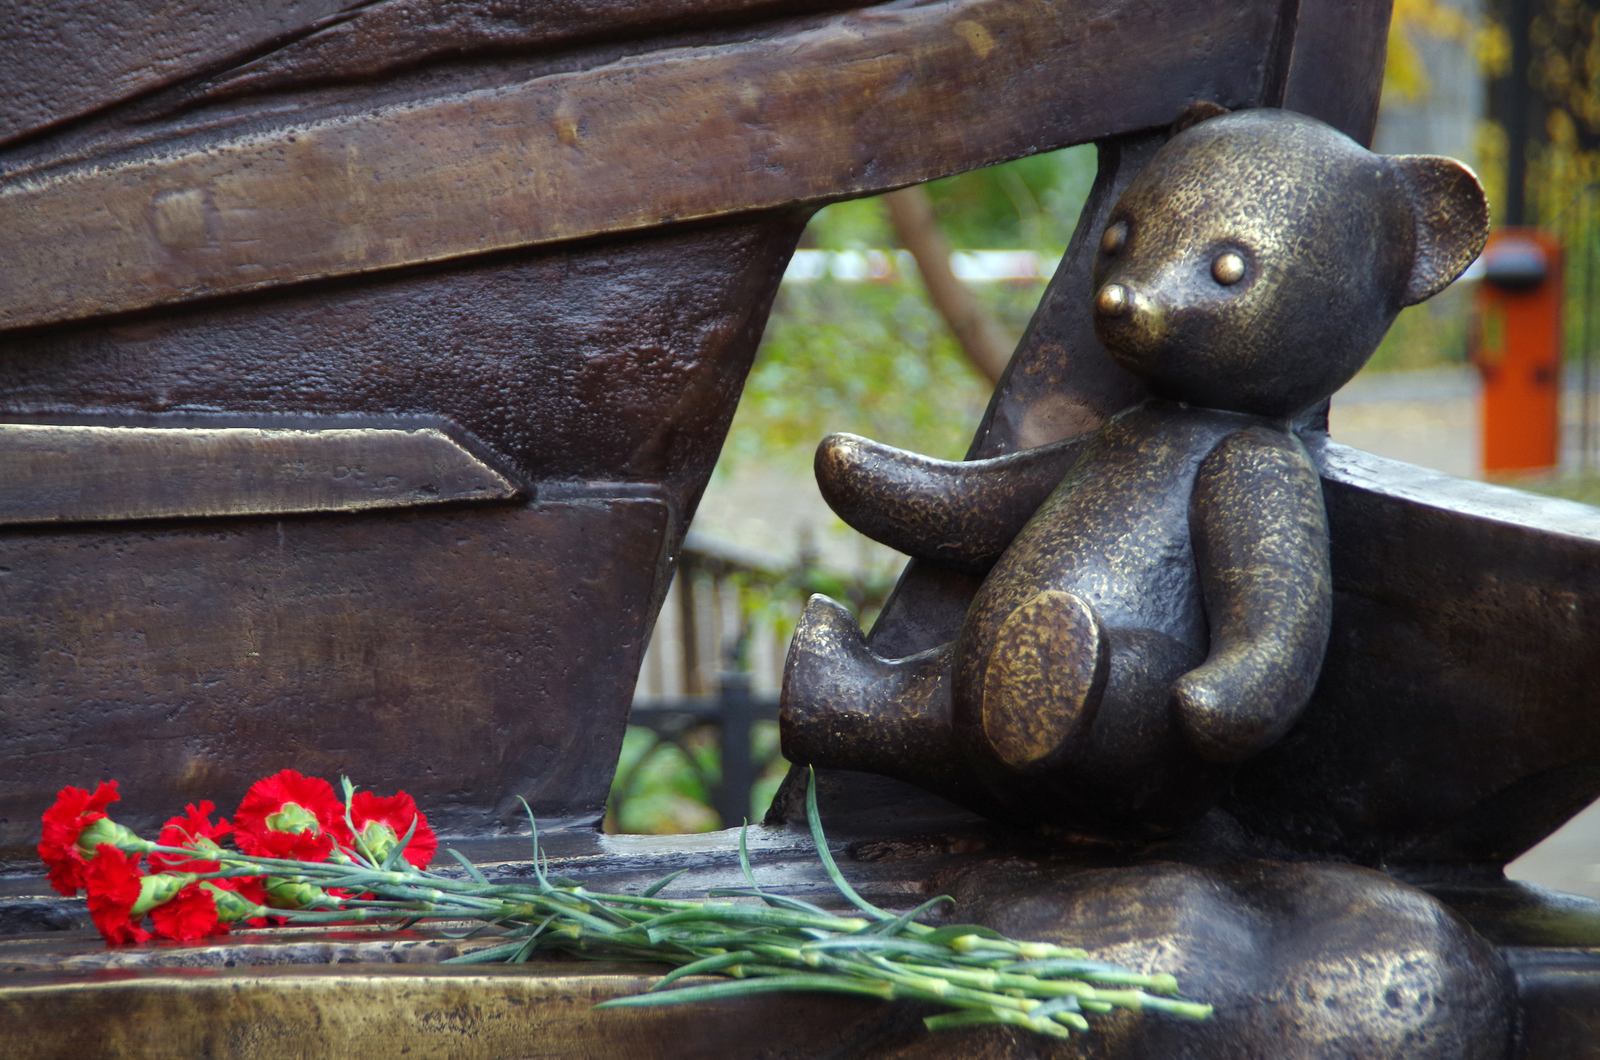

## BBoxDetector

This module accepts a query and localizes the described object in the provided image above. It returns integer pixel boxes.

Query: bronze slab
[0,498,669,868]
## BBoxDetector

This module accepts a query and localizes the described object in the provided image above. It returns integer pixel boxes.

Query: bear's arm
[814,432,1083,574]
[1172,426,1332,765]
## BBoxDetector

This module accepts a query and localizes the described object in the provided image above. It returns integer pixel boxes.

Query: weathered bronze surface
[15,0,1600,1055]
[781,109,1491,833]
[1,828,1569,1057]
[0,500,668,865]
[1230,439,1600,867]
[0,0,1397,857]
[0,0,1287,331]
[0,212,803,866]
[0,419,519,525]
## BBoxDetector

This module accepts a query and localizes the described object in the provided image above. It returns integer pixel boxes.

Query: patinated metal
[0,0,1287,331]
[0,0,1384,865]
[781,109,1491,833]
[0,830,1571,1057]
[12,0,1600,1056]
[0,419,518,525]
[0,215,802,866]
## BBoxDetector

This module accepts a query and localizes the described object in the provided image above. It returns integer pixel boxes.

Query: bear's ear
[1171,101,1230,137]
[1390,155,1490,306]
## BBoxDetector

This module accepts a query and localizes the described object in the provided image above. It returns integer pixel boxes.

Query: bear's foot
[980,589,1109,770]
[780,594,961,788]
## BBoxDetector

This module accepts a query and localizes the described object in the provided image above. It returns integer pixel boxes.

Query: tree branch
[881,186,1016,385]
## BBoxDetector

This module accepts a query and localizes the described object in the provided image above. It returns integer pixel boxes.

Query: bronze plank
[1226,441,1600,866]
[0,499,670,863]
[0,0,349,148]
[0,421,520,526]
[0,959,886,1058]
[0,0,1278,331]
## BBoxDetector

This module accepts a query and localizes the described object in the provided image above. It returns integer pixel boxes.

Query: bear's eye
[1101,221,1128,255]
[1211,251,1246,285]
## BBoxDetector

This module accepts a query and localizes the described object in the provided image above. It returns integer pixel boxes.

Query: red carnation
[37,781,120,896]
[150,882,223,942]
[228,877,275,927]
[348,790,438,869]
[233,770,351,862]
[83,845,151,945]
[150,800,233,873]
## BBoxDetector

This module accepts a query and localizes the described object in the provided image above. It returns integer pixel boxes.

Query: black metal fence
[607,533,890,832]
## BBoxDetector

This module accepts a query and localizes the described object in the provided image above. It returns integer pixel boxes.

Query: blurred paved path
[1330,366,1480,478]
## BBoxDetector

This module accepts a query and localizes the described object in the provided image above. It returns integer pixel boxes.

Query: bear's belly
[970,476,1202,644]
[959,406,1234,671]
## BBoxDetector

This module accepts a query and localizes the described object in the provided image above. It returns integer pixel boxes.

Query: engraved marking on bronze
[147,188,211,250]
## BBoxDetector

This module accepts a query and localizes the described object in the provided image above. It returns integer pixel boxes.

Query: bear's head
[1091,108,1488,418]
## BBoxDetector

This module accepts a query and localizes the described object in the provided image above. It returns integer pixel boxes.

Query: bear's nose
[1095,282,1130,318]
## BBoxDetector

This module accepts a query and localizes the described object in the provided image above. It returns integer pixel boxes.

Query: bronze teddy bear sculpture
[781,108,1489,834]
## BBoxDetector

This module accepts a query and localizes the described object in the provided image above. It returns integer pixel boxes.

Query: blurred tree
[1484,0,1600,380]
[1523,0,1600,217]
[1387,0,1482,105]
[882,186,1014,385]
[725,146,1095,474]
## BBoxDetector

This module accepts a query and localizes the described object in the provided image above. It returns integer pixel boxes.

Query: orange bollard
[1472,228,1563,474]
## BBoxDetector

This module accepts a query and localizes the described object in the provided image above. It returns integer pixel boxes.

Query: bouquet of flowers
[37,768,1210,1041]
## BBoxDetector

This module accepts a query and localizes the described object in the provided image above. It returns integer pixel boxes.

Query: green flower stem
[630,905,870,936]
[99,772,1211,1042]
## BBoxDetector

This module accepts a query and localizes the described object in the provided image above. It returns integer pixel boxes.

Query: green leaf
[445,848,491,886]
[803,767,889,921]
[1006,957,1131,978]
[1031,996,1082,1018]
[639,868,689,898]
[922,1009,1071,1039]
[381,814,421,872]
[737,822,759,891]
[865,894,954,936]
[339,777,379,868]
[516,796,548,890]
[928,1011,1075,1043]
[919,924,1008,946]
[442,940,530,965]
[704,887,833,918]
[650,950,756,989]
[800,936,950,961]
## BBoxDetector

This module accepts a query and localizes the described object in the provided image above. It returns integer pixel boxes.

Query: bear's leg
[780,594,966,793]
[978,589,1109,771]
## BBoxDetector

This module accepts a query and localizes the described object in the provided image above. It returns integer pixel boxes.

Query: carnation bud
[265,876,329,909]
[264,802,322,835]
[201,882,268,924]
[77,817,153,856]
[130,873,193,916]
[359,821,401,863]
